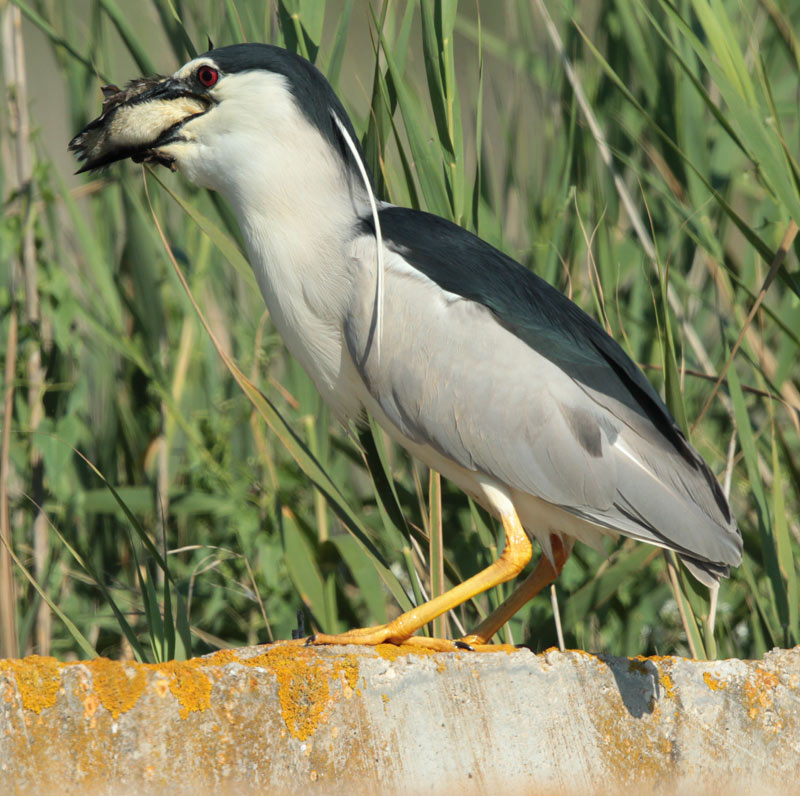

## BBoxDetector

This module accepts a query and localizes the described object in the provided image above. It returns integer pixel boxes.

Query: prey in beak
[69,75,213,173]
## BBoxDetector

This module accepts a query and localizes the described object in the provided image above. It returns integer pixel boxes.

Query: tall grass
[1,0,798,662]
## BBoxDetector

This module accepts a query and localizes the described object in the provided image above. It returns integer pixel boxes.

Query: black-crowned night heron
[70,43,741,651]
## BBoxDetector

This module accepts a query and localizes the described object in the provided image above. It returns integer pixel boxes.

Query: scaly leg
[309,509,532,649]
[458,534,572,647]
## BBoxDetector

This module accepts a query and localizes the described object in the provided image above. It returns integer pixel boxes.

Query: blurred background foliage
[1,0,798,663]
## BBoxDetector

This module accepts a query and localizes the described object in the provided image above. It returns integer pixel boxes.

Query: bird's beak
[69,76,213,173]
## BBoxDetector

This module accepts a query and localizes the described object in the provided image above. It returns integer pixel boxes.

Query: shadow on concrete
[599,655,661,718]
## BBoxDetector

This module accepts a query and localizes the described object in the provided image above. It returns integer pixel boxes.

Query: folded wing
[346,208,741,584]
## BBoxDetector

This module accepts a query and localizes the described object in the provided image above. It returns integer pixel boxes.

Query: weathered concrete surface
[0,644,798,795]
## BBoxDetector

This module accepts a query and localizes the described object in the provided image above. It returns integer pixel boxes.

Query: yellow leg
[459,534,572,646]
[309,509,532,649]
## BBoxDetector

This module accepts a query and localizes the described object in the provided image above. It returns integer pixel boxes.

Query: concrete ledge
[1,644,798,794]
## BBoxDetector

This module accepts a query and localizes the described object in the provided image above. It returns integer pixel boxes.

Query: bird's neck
[234,173,366,321]
[220,143,370,416]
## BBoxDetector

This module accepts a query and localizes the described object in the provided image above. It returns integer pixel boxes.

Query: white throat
[167,70,370,417]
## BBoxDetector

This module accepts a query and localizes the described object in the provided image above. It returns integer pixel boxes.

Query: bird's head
[70,43,370,210]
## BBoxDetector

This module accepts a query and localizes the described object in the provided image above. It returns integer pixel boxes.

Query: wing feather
[347,208,742,579]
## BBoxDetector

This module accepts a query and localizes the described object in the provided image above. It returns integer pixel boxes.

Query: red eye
[196,65,219,88]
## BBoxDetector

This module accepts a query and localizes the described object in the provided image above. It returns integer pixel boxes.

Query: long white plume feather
[330,109,384,365]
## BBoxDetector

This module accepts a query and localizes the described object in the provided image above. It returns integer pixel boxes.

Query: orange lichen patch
[591,692,673,785]
[152,660,214,719]
[0,653,228,721]
[564,648,600,661]
[153,677,170,698]
[659,672,676,700]
[744,667,780,720]
[240,645,360,741]
[87,657,147,720]
[374,644,438,662]
[626,656,677,702]
[637,653,682,664]
[0,655,63,714]
[703,671,727,692]
[83,691,101,721]
[203,649,240,666]
[628,657,653,675]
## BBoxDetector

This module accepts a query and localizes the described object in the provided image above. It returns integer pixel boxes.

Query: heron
[70,43,741,651]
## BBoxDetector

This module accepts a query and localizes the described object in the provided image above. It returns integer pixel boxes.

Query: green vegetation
[2,0,798,663]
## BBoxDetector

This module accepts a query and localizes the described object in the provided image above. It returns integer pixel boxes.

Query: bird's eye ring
[196,65,219,88]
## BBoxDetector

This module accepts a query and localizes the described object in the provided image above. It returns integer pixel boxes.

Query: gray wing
[346,209,742,582]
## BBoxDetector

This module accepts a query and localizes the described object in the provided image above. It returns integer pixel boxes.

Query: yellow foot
[451,637,517,653]
[308,624,397,646]
[266,625,410,648]
[457,633,491,647]
[306,628,517,653]
[376,636,515,652]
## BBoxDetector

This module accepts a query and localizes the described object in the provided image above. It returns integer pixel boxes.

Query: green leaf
[280,507,330,633]
[331,535,388,625]
[727,361,788,644]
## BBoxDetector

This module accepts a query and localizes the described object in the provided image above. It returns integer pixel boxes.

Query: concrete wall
[1,644,798,794]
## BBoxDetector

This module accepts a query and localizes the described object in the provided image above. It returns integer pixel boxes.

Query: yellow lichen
[374,643,438,662]
[153,660,214,719]
[0,652,232,721]
[203,649,239,666]
[703,671,726,692]
[83,691,101,721]
[592,697,673,785]
[2,655,62,714]
[153,677,170,698]
[88,658,147,719]
[744,667,779,720]
[628,657,652,675]
[659,671,676,700]
[566,648,600,661]
[241,645,360,741]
